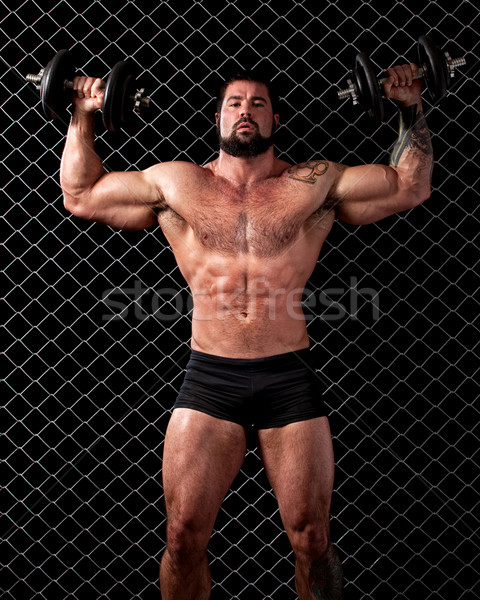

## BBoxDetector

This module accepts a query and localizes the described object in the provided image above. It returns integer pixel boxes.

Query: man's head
[215,71,280,158]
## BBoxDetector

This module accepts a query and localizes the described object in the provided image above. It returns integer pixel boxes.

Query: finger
[388,64,413,87]
[90,77,105,98]
[395,65,408,87]
[381,72,395,95]
[82,76,97,97]
[73,75,87,98]
[409,62,420,81]
[384,66,401,87]
[401,63,415,86]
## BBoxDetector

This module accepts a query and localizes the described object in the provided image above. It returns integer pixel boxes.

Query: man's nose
[240,105,251,117]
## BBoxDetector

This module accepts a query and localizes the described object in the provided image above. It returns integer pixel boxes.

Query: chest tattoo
[288,160,329,184]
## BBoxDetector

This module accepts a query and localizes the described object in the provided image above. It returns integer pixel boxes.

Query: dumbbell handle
[25,70,150,108]
[338,53,466,101]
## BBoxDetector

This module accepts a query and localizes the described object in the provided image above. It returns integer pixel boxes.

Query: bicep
[64,169,162,230]
[332,163,412,225]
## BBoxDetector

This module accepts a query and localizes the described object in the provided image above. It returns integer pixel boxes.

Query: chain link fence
[2,1,479,598]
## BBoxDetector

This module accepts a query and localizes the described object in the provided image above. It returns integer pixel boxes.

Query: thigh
[257,417,335,530]
[163,408,248,531]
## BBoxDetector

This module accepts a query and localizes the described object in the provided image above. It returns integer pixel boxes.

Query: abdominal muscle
[159,171,336,358]
[187,257,313,358]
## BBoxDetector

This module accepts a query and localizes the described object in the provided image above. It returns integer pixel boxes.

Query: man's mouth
[236,119,256,132]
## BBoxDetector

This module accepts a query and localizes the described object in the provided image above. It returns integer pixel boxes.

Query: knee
[164,515,210,567]
[287,518,330,561]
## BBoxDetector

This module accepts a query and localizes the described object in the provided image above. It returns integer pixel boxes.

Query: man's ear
[274,113,280,129]
[215,112,220,125]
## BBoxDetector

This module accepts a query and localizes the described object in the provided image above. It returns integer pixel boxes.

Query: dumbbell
[337,35,466,121]
[25,49,150,132]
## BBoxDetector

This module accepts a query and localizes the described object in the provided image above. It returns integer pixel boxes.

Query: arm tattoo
[288,160,329,184]
[390,104,433,168]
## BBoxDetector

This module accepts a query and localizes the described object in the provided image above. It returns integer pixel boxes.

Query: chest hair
[193,179,317,258]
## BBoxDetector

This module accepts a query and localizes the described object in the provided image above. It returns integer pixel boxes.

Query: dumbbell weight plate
[418,35,449,103]
[40,49,74,122]
[102,61,136,133]
[355,52,384,122]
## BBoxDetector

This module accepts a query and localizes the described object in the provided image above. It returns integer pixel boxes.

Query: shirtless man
[60,60,432,599]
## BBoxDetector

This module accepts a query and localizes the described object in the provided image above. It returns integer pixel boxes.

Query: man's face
[216,80,279,157]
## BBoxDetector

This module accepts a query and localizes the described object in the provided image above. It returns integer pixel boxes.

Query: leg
[160,408,247,600]
[257,416,343,599]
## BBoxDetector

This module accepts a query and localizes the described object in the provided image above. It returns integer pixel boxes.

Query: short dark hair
[216,70,279,115]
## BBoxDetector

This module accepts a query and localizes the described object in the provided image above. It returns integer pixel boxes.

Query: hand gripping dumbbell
[337,35,467,121]
[25,49,150,132]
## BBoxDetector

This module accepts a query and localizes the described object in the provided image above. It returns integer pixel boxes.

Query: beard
[217,117,275,157]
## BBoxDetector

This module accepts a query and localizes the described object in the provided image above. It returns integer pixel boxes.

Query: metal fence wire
[1,0,480,598]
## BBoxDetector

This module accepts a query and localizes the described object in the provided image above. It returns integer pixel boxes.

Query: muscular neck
[211,148,279,185]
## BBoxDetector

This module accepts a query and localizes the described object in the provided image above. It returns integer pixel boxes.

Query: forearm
[335,66,434,225]
[389,101,433,199]
[60,111,105,204]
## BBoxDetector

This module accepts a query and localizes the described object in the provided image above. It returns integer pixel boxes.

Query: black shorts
[174,348,327,429]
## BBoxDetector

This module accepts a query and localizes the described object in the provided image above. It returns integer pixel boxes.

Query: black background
[2,1,479,598]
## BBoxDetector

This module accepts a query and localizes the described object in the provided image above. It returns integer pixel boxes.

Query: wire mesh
[1,1,480,598]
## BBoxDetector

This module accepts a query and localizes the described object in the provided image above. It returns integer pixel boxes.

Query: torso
[153,158,337,358]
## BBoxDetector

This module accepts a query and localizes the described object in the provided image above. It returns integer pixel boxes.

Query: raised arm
[60,76,162,230]
[333,62,433,225]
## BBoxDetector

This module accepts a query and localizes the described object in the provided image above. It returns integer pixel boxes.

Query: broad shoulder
[142,160,214,208]
[286,159,346,186]
[142,157,347,211]
[143,160,207,184]
[143,157,345,184]
[203,157,292,184]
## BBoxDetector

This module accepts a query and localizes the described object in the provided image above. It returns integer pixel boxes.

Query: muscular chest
[158,172,333,259]
[197,206,299,258]
[193,184,317,257]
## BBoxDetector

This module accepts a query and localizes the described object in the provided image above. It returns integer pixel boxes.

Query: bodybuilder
[60,61,432,599]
